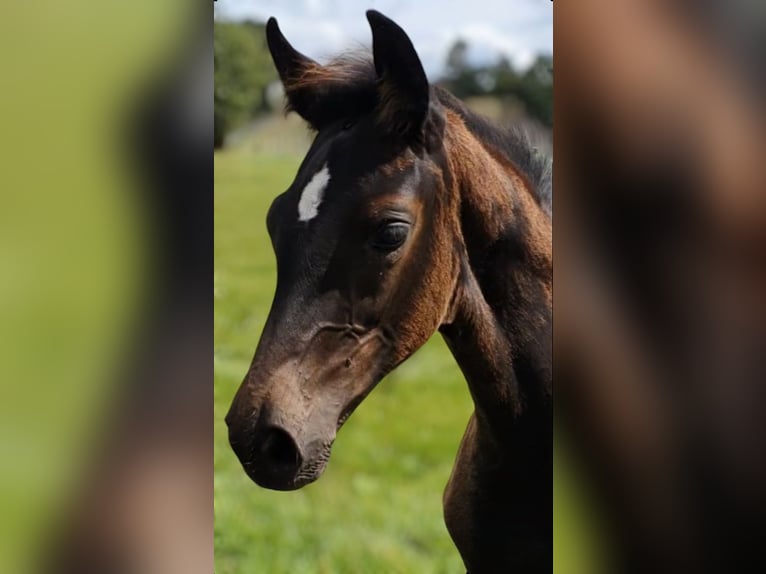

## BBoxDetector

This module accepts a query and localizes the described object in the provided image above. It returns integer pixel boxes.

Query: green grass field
[214,119,598,573]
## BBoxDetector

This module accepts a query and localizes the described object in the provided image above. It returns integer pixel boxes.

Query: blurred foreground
[0,2,212,573]
[556,1,766,571]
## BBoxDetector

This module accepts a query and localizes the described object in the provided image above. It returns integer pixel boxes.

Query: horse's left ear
[266,17,329,129]
[366,10,430,139]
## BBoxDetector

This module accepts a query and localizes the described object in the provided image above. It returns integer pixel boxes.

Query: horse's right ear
[266,17,323,127]
[366,10,430,140]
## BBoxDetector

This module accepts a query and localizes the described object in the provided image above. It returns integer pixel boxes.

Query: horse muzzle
[227,409,334,491]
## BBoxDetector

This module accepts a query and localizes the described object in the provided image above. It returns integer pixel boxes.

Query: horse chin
[251,473,317,492]
[286,469,324,490]
[245,445,332,491]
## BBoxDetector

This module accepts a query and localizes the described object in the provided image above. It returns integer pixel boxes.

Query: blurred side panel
[555,0,766,572]
[0,1,213,573]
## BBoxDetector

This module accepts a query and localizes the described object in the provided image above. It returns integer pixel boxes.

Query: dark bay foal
[226,11,552,572]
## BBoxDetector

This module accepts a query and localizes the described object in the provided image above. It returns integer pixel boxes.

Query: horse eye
[341,119,355,130]
[372,221,410,251]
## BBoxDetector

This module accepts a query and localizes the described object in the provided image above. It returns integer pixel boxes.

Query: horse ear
[366,10,430,139]
[266,17,323,127]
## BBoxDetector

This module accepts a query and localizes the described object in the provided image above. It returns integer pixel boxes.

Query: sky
[214,0,552,78]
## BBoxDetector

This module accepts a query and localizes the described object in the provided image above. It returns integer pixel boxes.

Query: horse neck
[439,110,552,432]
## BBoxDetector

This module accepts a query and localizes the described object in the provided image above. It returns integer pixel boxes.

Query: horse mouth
[242,441,333,491]
[244,466,323,491]
[252,402,362,490]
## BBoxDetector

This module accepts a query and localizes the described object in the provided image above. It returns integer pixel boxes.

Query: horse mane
[433,88,552,217]
[283,53,552,216]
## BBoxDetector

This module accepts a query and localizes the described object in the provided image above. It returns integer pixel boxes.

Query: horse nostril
[259,426,302,471]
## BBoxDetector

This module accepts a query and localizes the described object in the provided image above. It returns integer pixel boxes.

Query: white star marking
[297,163,330,222]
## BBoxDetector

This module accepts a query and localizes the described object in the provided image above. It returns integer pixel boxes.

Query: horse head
[226,11,462,490]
